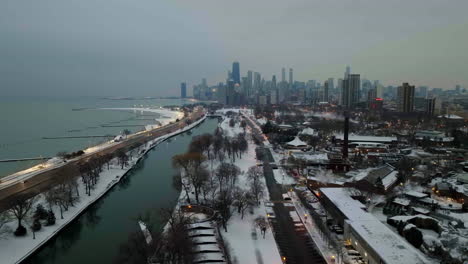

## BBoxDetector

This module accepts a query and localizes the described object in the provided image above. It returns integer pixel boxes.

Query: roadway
[242,110,326,264]
[0,107,205,212]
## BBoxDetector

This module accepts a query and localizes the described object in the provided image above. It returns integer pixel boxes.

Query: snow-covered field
[0,114,206,264]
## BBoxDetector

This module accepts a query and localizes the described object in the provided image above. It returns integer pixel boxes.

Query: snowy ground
[0,114,206,264]
[100,107,184,127]
[174,112,282,264]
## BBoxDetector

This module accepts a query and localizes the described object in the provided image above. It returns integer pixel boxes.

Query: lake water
[0,96,189,177]
[22,117,219,264]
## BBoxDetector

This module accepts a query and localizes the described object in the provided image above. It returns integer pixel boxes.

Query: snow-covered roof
[319,188,374,221]
[348,220,427,264]
[278,123,293,128]
[438,114,463,120]
[300,127,316,135]
[405,191,428,199]
[320,188,428,264]
[334,134,397,143]
[456,173,468,184]
[381,171,398,190]
[393,197,410,206]
[285,136,308,147]
[293,152,329,161]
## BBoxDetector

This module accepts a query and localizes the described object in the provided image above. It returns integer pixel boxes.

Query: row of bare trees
[1,148,132,237]
[172,116,265,232]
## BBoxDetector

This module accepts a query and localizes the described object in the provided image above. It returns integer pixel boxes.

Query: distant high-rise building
[425,97,436,116]
[246,70,253,98]
[232,62,240,85]
[416,86,428,98]
[327,78,334,91]
[202,78,207,88]
[226,79,235,105]
[323,81,329,102]
[341,74,360,108]
[289,68,293,88]
[397,83,415,112]
[180,82,187,98]
[281,68,286,82]
[217,83,226,104]
[345,66,351,79]
[253,72,261,94]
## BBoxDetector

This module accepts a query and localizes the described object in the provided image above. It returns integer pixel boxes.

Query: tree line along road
[0,107,205,213]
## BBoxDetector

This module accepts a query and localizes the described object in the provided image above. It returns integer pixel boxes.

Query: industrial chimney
[342,111,349,159]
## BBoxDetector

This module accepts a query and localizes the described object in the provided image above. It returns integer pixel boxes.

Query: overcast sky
[1,0,467,97]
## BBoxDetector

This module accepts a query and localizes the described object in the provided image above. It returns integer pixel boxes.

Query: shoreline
[0,107,182,182]
[0,113,207,264]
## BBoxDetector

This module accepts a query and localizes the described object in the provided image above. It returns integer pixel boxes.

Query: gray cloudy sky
[1,0,467,97]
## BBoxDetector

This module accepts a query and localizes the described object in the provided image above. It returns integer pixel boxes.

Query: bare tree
[158,208,195,263]
[173,172,192,204]
[254,216,269,239]
[216,162,240,192]
[123,129,131,137]
[172,152,207,204]
[232,188,254,219]
[247,166,265,205]
[214,189,234,232]
[117,150,129,169]
[79,163,93,196]
[8,196,36,236]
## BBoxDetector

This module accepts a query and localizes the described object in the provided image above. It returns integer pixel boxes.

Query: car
[347,249,360,256]
[282,193,292,201]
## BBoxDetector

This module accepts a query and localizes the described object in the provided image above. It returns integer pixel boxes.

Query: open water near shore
[20,115,218,264]
[0,96,190,178]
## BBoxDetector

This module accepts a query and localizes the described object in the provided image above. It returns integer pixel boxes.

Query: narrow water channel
[23,118,219,264]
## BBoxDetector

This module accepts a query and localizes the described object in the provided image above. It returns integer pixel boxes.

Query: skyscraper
[253,72,261,94]
[180,82,187,98]
[226,78,235,105]
[323,81,329,102]
[397,83,415,112]
[425,97,436,116]
[289,68,293,88]
[345,66,351,79]
[327,78,334,91]
[341,74,360,109]
[281,68,286,82]
[247,70,253,98]
[232,62,240,85]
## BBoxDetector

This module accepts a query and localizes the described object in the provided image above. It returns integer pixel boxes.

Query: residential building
[397,83,415,112]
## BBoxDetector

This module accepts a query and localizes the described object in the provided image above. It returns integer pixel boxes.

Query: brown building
[397,83,415,113]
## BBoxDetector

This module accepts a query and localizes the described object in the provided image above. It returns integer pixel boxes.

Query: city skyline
[1,0,468,97]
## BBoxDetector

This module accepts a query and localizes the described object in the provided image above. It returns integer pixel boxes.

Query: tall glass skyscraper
[232,61,240,85]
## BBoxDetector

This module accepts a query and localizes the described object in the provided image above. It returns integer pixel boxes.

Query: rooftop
[334,134,397,143]
[320,188,428,264]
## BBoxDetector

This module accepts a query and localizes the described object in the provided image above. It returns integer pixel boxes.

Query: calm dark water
[23,118,218,264]
[0,96,188,177]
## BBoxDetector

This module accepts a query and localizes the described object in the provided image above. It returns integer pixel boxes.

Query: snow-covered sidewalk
[0,114,206,264]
